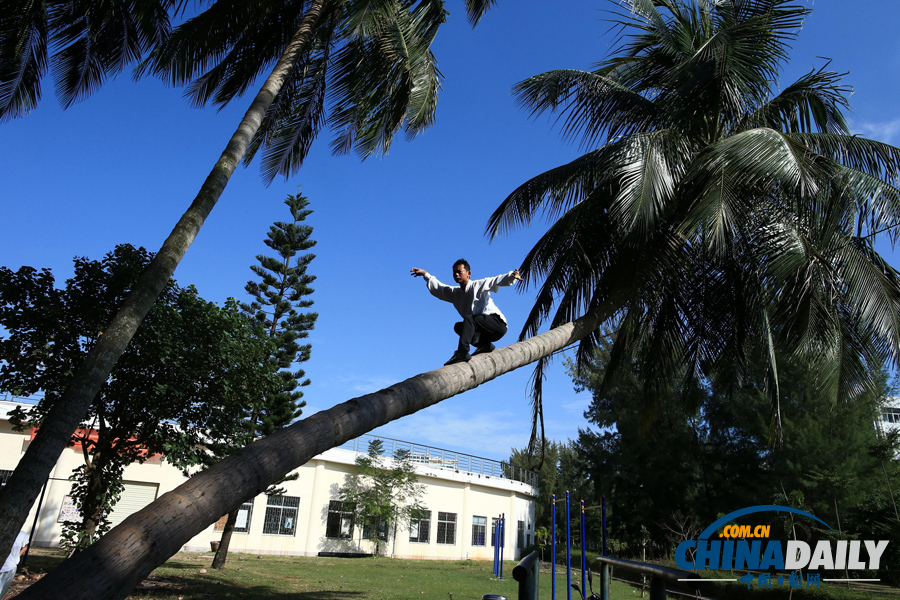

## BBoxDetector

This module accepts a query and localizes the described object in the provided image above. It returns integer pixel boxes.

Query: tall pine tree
[242,189,317,433]
[211,189,317,568]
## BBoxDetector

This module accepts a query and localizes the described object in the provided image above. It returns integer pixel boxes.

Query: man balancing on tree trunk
[411,260,523,366]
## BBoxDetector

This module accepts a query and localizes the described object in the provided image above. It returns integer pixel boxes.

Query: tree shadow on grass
[132,562,368,600]
[14,554,367,600]
[131,580,365,600]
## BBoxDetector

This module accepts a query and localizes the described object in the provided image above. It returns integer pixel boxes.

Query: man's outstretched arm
[410,267,454,302]
[480,268,524,291]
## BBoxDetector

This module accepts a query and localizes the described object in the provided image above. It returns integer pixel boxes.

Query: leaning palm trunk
[18,303,609,600]
[0,0,329,559]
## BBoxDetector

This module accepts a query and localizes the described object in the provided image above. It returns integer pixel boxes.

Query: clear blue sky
[2,1,900,461]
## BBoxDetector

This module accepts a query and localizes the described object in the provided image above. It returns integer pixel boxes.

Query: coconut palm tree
[0,0,498,561]
[486,0,900,447]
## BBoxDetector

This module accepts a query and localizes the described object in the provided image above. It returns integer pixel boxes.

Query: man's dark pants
[454,313,507,354]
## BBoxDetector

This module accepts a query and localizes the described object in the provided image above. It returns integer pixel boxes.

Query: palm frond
[192,5,311,108]
[608,129,691,237]
[513,68,659,149]
[486,146,615,239]
[49,0,174,109]
[248,37,332,183]
[801,307,884,407]
[515,196,613,338]
[826,165,900,240]
[137,0,276,87]
[525,355,547,458]
[463,0,495,26]
[741,66,851,134]
[832,239,900,361]
[328,0,444,159]
[0,0,49,120]
[1,0,174,118]
[794,133,900,183]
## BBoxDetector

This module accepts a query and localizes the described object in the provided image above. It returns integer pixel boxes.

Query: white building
[878,403,900,435]
[0,400,536,560]
[877,399,900,459]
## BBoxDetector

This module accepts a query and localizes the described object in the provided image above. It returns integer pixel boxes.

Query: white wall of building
[0,401,536,561]
[877,399,900,459]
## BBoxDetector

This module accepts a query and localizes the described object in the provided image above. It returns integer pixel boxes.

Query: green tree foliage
[209,190,317,569]
[339,439,426,557]
[487,0,900,451]
[0,244,279,551]
[510,440,562,531]
[242,189,317,430]
[510,439,602,556]
[567,335,890,563]
[867,428,900,523]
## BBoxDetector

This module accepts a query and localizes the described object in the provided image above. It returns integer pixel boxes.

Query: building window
[472,516,487,546]
[409,511,431,543]
[263,495,299,536]
[882,408,900,424]
[363,518,388,542]
[326,500,355,539]
[436,512,456,545]
[517,520,525,548]
[214,502,253,534]
[0,470,12,486]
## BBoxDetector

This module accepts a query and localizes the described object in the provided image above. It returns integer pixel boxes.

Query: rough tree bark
[0,0,329,560]
[18,301,613,600]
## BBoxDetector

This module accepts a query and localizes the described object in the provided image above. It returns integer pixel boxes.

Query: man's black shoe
[444,351,471,366]
[472,343,496,356]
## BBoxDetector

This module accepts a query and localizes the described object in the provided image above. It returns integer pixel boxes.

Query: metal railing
[0,393,42,404]
[337,433,539,488]
[513,550,540,600]
[595,555,704,600]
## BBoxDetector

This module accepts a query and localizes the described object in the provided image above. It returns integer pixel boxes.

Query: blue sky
[2,1,900,461]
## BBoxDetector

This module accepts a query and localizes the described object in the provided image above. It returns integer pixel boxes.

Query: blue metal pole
[581,499,587,594]
[566,491,572,600]
[500,513,505,580]
[601,495,607,557]
[493,518,499,576]
[552,495,557,600]
[497,516,502,577]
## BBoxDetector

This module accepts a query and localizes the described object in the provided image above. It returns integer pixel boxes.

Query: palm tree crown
[140,0,496,182]
[488,0,900,433]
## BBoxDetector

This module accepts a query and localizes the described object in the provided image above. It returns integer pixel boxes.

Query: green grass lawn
[18,549,638,600]
[15,548,900,599]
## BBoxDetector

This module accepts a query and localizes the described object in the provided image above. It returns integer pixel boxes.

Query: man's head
[452,259,471,286]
